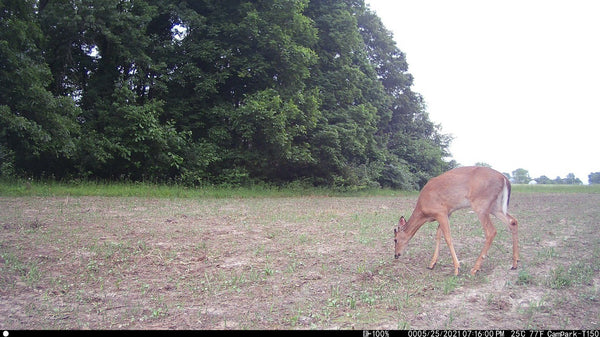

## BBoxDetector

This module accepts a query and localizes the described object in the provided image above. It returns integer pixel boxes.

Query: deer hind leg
[437,216,460,276]
[471,213,497,276]
[428,224,442,270]
[494,211,519,270]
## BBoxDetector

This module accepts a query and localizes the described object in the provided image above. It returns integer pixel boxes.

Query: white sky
[366,0,600,183]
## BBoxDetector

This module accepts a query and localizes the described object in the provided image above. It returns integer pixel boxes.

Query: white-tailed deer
[393,166,519,276]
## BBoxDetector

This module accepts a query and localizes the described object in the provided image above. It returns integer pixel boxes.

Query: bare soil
[1,192,599,329]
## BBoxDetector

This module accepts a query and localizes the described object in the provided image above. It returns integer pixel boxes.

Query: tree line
[0,0,452,189]
[473,164,600,185]
[504,168,598,185]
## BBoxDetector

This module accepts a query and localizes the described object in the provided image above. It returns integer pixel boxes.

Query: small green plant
[442,276,460,294]
[360,290,377,306]
[286,260,303,273]
[264,265,274,276]
[347,296,357,310]
[445,310,456,328]
[397,320,411,329]
[298,233,309,244]
[486,293,496,305]
[516,268,534,285]
[538,246,558,258]
[547,266,572,289]
[568,262,594,285]
[141,283,151,295]
[326,297,339,308]
[24,262,41,286]
[151,307,167,318]
[137,240,148,253]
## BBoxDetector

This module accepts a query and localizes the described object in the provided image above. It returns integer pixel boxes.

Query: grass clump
[546,263,596,289]
[516,268,535,285]
[441,276,461,294]
[547,266,572,289]
[512,184,600,194]
[0,179,413,198]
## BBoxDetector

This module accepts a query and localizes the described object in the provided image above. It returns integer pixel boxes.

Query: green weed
[0,179,414,198]
[537,246,558,259]
[0,251,42,287]
[547,266,572,289]
[264,265,274,276]
[547,263,596,289]
[516,268,534,285]
[442,276,460,294]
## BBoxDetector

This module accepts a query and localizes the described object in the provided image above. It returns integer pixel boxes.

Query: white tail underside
[501,179,509,215]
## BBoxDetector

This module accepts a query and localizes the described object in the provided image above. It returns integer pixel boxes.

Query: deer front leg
[438,216,460,276]
[428,224,442,270]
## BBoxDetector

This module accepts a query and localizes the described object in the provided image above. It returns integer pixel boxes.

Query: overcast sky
[366,0,600,183]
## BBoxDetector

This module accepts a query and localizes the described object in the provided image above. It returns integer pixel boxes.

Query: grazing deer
[393,166,519,275]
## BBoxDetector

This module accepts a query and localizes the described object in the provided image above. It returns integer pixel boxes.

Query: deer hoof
[427,262,436,270]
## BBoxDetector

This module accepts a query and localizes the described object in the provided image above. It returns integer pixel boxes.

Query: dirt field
[1,192,599,329]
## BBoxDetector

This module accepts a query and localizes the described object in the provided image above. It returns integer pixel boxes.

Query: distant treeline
[502,167,600,185]
[0,0,452,189]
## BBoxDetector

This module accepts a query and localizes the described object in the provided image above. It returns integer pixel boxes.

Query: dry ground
[1,192,599,329]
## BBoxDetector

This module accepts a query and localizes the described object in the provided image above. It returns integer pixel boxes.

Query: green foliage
[547,262,598,289]
[590,172,600,185]
[77,86,190,181]
[516,268,534,285]
[0,179,409,198]
[512,184,600,194]
[0,0,82,178]
[0,0,451,188]
[512,168,531,184]
[533,173,584,185]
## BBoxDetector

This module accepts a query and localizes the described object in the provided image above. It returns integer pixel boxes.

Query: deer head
[394,216,409,259]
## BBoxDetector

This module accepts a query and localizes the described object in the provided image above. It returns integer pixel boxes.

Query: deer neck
[403,212,428,242]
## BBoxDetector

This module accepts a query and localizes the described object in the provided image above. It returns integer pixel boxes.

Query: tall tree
[40,0,191,180]
[303,0,390,186]
[356,5,451,187]
[512,168,531,184]
[159,0,321,183]
[0,0,81,178]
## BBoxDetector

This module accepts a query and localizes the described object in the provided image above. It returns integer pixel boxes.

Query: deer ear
[399,216,407,227]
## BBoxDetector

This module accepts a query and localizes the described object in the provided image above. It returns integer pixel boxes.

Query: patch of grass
[547,266,572,289]
[0,179,415,198]
[521,296,551,318]
[537,246,559,259]
[546,263,596,289]
[568,262,595,285]
[516,268,534,285]
[512,184,600,194]
[263,265,274,276]
[441,276,461,294]
[0,251,42,287]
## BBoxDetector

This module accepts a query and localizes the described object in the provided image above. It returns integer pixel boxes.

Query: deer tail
[502,177,511,215]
